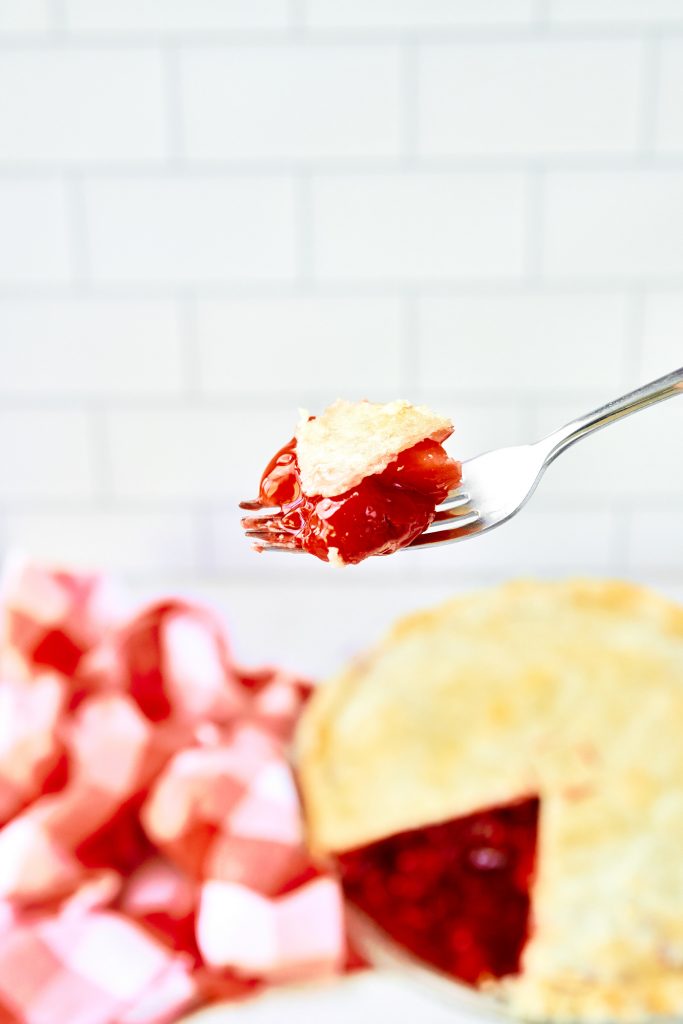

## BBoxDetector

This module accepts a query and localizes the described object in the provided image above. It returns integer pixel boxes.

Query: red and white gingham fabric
[0,558,356,1024]
[0,673,66,826]
[197,876,345,981]
[0,909,198,1024]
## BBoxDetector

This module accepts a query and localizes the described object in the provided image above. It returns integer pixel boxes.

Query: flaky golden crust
[296,580,683,1022]
[294,399,453,498]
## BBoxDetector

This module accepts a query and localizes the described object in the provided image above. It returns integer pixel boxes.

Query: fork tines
[240,501,300,553]
[239,485,480,554]
[424,488,479,533]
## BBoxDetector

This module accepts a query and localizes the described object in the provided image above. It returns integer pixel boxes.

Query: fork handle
[539,366,683,465]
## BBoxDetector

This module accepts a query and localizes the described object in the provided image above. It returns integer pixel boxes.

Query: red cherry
[336,798,539,986]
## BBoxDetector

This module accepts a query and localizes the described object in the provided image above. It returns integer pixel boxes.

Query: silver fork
[242,367,682,553]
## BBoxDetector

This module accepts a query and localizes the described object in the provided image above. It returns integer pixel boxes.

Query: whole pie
[244,399,461,564]
[296,580,683,1022]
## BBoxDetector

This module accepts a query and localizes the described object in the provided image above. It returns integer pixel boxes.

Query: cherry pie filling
[336,797,539,986]
[256,437,462,564]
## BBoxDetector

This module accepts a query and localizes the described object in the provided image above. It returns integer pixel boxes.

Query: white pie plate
[184,914,513,1024]
[183,971,497,1024]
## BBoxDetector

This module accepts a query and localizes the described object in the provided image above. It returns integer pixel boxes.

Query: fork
[241,367,682,553]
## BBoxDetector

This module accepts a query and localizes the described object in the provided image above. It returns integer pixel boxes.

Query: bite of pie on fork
[241,368,682,566]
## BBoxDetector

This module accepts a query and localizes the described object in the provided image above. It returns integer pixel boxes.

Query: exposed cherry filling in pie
[257,437,462,564]
[336,797,539,986]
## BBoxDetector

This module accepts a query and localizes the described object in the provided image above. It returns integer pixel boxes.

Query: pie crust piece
[296,580,683,1022]
[295,399,453,498]
[251,399,459,564]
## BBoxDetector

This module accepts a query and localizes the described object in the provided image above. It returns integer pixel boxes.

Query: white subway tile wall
[180,46,402,161]
[417,41,642,157]
[548,1,683,24]
[0,50,167,163]
[544,171,683,278]
[63,1,291,34]
[84,177,298,283]
[196,297,404,400]
[0,179,72,282]
[0,1,52,34]
[304,1,537,30]
[0,1,681,673]
[312,172,528,280]
[0,410,94,499]
[0,299,184,394]
[416,292,630,392]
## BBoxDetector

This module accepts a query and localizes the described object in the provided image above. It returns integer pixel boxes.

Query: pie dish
[247,399,461,564]
[296,580,683,1022]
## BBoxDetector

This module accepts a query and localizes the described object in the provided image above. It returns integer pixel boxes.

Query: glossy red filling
[336,797,538,986]
[256,437,461,564]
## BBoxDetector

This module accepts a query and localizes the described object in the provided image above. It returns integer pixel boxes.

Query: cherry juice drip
[336,797,539,985]
[258,437,461,564]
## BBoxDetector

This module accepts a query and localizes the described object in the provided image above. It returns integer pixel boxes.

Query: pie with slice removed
[297,580,683,1021]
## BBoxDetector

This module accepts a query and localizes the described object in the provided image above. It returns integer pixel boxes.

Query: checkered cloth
[0,557,354,1024]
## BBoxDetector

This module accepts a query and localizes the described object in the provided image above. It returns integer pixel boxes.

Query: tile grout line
[400,40,419,165]
[295,174,315,286]
[3,280,683,299]
[520,395,540,443]
[177,294,202,396]
[88,405,113,508]
[194,506,218,577]
[49,0,67,34]
[4,26,683,48]
[524,165,545,282]
[610,503,632,577]
[401,293,420,398]
[637,35,661,157]
[161,44,186,163]
[94,566,683,589]
[0,387,674,412]
[63,172,90,285]
[4,156,683,177]
[533,0,551,27]
[288,0,307,32]
[623,290,647,385]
